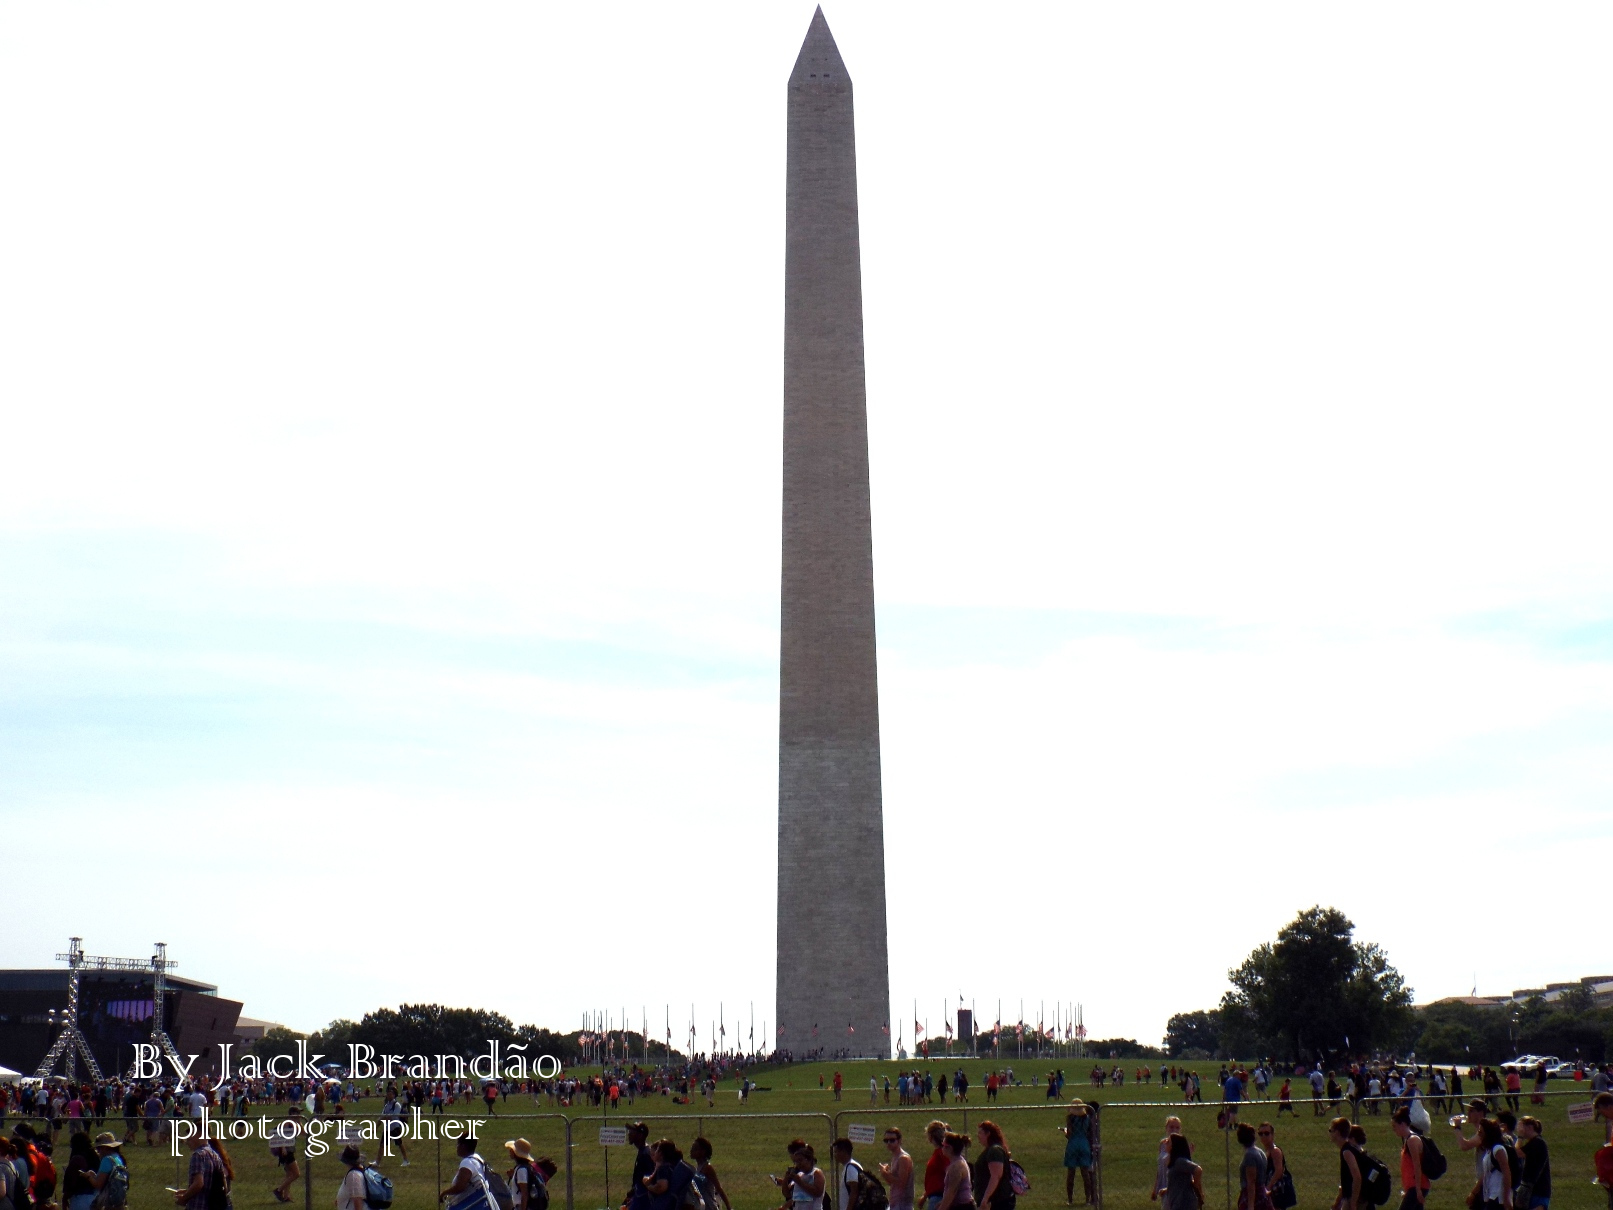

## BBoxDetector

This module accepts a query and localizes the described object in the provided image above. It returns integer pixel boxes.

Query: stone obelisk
[776,6,890,1060]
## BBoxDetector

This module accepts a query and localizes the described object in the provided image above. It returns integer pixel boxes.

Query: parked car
[1546,1061,1586,1079]
[1502,1055,1561,1073]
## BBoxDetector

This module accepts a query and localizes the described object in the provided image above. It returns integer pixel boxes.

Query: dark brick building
[0,969,242,1077]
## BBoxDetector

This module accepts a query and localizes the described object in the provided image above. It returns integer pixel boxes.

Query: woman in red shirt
[923,1122,949,1210]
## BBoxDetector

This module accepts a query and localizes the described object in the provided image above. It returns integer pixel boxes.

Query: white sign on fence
[600,1126,629,1146]
[1567,1102,1596,1125]
[847,1124,877,1146]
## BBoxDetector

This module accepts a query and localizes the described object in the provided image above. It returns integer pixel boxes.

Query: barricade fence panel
[7,1088,1605,1210]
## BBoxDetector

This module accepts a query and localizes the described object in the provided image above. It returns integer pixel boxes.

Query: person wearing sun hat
[503,1140,556,1210]
[1062,1100,1094,1206]
[504,1140,536,1210]
[84,1133,129,1209]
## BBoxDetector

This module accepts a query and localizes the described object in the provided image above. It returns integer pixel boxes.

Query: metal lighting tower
[35,938,187,1080]
[143,941,185,1077]
[34,938,106,1081]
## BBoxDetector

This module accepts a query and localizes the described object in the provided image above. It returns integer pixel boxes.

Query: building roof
[0,969,218,994]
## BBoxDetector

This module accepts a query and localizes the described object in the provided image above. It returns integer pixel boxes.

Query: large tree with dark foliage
[1218,906,1412,1061]
[1084,1037,1164,1059]
[309,1005,582,1065]
[1164,1010,1223,1058]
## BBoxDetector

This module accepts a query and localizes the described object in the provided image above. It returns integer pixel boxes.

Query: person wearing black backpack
[1329,1118,1391,1210]
[1392,1110,1430,1210]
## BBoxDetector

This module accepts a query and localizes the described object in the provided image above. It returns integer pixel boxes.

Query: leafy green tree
[247,1025,307,1063]
[516,1025,580,1065]
[1164,1010,1223,1058]
[1219,906,1412,1061]
[354,1004,517,1058]
[1085,1037,1164,1059]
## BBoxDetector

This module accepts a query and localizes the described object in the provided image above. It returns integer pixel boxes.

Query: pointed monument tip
[792,5,849,85]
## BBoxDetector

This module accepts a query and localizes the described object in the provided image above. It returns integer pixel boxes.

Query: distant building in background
[232,1016,286,1044]
[1425,974,1613,1010]
[0,967,243,1076]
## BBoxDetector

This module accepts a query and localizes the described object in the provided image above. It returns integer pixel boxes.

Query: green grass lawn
[53,1059,1608,1210]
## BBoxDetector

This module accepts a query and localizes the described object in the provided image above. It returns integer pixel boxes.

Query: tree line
[244,1004,589,1067]
[1164,905,1612,1065]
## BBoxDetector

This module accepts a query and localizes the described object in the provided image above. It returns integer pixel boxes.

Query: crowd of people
[767,1118,1020,1210]
[5,1054,1613,1210]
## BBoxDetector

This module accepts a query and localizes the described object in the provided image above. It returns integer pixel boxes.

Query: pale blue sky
[2,1,1610,1044]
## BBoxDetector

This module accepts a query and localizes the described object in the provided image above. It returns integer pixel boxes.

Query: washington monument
[776,7,890,1060]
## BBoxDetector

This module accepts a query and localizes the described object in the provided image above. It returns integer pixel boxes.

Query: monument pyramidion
[776,7,891,1060]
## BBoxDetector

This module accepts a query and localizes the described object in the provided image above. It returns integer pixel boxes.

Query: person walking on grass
[778,1144,825,1210]
[171,1130,222,1210]
[690,1138,730,1210]
[337,1146,367,1210]
[270,1106,303,1203]
[438,1136,491,1210]
[1329,1117,1366,1210]
[504,1139,543,1210]
[1393,1109,1429,1210]
[971,1123,1013,1210]
[922,1123,950,1210]
[936,1135,973,1210]
[1515,1117,1549,1210]
[643,1139,693,1210]
[1152,1117,1187,1203]
[1236,1124,1271,1210]
[1471,1119,1513,1210]
[1259,1124,1289,1210]
[880,1128,914,1210]
[1062,1100,1094,1206]
[1162,1136,1204,1210]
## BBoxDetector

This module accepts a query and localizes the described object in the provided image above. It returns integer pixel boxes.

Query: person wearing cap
[83,1132,128,1208]
[1452,1097,1493,1190]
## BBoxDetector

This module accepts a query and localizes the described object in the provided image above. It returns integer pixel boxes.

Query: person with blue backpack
[85,1133,129,1210]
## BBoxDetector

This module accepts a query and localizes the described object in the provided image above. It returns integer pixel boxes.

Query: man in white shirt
[833,1139,864,1210]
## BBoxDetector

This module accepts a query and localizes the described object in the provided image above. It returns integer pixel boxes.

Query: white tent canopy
[0,1067,23,1084]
